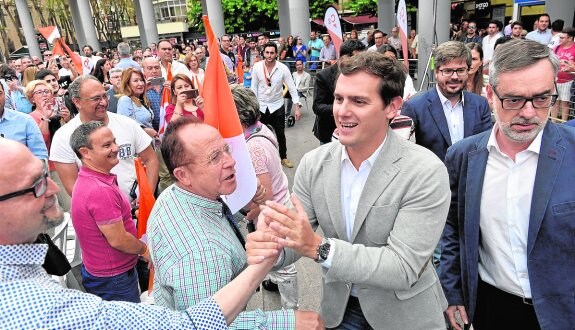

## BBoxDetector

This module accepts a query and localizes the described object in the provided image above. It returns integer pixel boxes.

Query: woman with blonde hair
[117,68,157,137]
[24,80,71,211]
[184,53,205,90]
[164,73,205,124]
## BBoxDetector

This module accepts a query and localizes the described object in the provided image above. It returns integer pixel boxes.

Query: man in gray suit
[247,52,451,329]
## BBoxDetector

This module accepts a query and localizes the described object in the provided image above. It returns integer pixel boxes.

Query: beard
[495,112,546,143]
[42,195,65,230]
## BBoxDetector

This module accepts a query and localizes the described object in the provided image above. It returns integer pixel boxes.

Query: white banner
[396,0,410,69]
[324,6,343,58]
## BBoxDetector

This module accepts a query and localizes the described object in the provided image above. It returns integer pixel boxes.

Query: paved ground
[245,99,325,313]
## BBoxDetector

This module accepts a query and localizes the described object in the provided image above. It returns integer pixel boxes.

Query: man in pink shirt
[70,121,151,302]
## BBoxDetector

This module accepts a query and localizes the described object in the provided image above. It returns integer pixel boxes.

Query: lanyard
[263,64,275,87]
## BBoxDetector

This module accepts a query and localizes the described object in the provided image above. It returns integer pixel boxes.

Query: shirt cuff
[273,249,285,268]
[185,297,227,329]
[320,238,335,269]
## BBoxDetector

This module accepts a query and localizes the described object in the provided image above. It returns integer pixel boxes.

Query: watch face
[319,242,330,260]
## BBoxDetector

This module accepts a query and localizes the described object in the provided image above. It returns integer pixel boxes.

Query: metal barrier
[549,81,575,123]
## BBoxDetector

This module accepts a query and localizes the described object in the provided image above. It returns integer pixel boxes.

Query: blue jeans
[81,265,140,303]
[328,296,374,330]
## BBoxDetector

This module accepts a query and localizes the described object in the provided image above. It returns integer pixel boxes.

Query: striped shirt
[148,184,295,329]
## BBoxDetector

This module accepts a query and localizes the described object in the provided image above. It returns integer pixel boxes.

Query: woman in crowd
[230,84,299,310]
[117,68,157,138]
[24,80,71,211]
[285,35,295,60]
[34,69,72,124]
[184,53,205,90]
[93,58,112,87]
[164,74,205,124]
[378,45,417,99]
[465,42,485,97]
[22,66,39,87]
[350,29,359,40]
[293,36,307,63]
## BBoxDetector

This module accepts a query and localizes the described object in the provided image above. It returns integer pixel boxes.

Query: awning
[341,15,378,25]
[311,18,324,26]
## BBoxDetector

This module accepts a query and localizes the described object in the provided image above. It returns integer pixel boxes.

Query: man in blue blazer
[440,39,575,330]
[402,41,492,162]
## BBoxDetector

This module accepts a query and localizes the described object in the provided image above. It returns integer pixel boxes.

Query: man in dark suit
[312,40,366,144]
[402,41,492,162]
[440,39,575,330]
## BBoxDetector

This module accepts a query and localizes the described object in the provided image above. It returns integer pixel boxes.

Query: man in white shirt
[547,19,564,49]
[50,75,159,200]
[526,13,552,45]
[440,38,575,330]
[368,30,388,51]
[246,51,451,330]
[81,45,102,75]
[157,39,192,80]
[250,42,301,168]
[482,20,503,68]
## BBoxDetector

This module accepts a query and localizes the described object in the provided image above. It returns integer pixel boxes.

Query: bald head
[0,139,64,244]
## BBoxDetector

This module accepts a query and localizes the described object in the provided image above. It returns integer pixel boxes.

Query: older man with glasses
[49,75,158,201]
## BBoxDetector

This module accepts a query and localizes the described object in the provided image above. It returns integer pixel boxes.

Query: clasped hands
[246,193,322,265]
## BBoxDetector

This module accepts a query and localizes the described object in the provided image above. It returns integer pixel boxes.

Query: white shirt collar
[341,135,387,168]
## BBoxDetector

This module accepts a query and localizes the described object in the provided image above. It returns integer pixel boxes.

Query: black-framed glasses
[0,160,48,202]
[438,68,469,77]
[492,85,559,110]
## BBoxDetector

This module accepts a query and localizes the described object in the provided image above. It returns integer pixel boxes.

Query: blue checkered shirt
[147,87,163,131]
[148,184,295,329]
[0,244,227,329]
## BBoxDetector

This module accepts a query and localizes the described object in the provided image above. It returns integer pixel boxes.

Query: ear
[72,97,81,110]
[385,95,403,120]
[486,84,494,106]
[173,167,191,186]
[79,147,90,160]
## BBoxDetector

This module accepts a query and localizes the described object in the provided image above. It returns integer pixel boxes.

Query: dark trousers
[473,278,540,330]
[327,296,374,330]
[260,106,287,159]
[81,265,140,303]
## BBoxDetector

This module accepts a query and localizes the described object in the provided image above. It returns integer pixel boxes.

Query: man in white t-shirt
[157,39,192,80]
[482,20,503,68]
[50,75,159,200]
[81,45,102,75]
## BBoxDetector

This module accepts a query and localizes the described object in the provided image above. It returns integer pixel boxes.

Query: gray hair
[117,42,131,57]
[68,75,101,99]
[230,84,260,127]
[489,38,559,88]
[434,41,472,69]
[70,121,104,159]
[109,67,123,76]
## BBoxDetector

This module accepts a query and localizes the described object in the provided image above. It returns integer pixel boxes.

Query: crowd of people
[1,13,575,329]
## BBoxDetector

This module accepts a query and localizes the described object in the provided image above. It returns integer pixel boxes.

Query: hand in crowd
[39,99,54,119]
[163,80,171,90]
[245,211,283,265]
[194,96,205,110]
[59,108,71,123]
[175,91,188,107]
[294,310,324,330]
[252,179,267,205]
[294,105,302,121]
[445,305,469,330]
[6,78,19,91]
[143,127,158,138]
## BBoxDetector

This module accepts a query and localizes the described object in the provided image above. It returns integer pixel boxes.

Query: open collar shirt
[0,244,226,329]
[250,60,300,114]
[436,85,465,144]
[148,184,295,329]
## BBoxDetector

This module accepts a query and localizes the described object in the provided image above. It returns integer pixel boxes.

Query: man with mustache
[440,39,575,330]
[402,41,492,162]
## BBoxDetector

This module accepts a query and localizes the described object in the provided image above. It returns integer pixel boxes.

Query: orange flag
[134,157,156,239]
[236,58,244,84]
[202,15,257,213]
[158,63,173,137]
[38,26,82,74]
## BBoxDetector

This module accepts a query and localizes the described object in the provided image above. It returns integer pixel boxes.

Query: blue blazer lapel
[428,88,452,146]
[462,92,476,137]
[464,134,490,275]
[527,124,564,256]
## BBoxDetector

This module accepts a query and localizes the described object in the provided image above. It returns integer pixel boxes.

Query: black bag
[35,233,72,276]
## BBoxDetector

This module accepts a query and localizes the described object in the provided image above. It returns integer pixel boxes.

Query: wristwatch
[315,238,331,263]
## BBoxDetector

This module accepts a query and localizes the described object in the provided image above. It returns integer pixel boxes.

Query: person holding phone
[117,68,157,138]
[164,74,205,124]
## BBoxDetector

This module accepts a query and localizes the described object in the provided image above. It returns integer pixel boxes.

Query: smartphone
[150,77,165,86]
[183,89,199,99]
[55,57,60,64]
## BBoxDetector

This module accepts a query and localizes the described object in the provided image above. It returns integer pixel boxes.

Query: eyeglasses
[438,68,469,77]
[77,93,110,103]
[0,160,48,202]
[33,89,52,96]
[177,143,233,168]
[492,85,558,110]
[468,26,477,29]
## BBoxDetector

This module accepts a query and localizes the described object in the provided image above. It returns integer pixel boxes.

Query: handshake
[246,194,325,329]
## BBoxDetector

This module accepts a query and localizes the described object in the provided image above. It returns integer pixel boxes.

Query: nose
[222,150,236,168]
[518,100,538,119]
[46,177,60,197]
